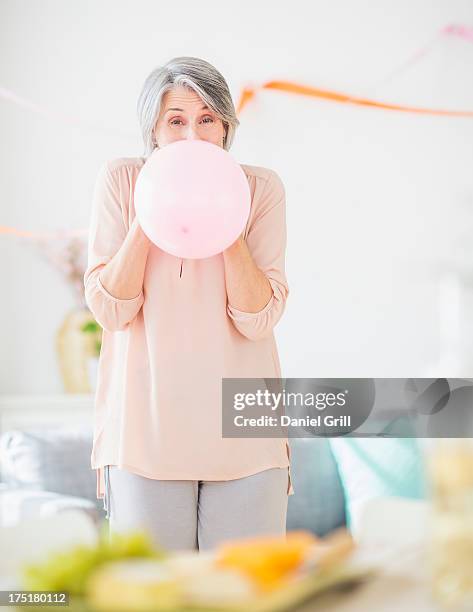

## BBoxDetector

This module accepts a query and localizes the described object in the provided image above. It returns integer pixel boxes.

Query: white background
[1,0,473,393]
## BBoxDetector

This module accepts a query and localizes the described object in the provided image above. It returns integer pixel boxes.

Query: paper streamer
[2,21,473,240]
[443,24,473,43]
[0,225,87,239]
[371,23,473,89]
[236,80,473,117]
[237,22,473,116]
[0,87,134,137]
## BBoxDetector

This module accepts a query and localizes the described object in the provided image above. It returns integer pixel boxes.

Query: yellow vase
[56,308,100,393]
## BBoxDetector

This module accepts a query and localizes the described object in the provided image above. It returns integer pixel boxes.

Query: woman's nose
[184,127,199,140]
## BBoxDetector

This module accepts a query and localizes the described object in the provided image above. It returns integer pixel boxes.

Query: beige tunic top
[83,156,294,499]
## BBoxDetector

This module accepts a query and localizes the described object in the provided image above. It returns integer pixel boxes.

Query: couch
[0,426,346,536]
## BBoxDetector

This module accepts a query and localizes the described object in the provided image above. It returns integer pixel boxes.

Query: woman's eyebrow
[165,105,210,113]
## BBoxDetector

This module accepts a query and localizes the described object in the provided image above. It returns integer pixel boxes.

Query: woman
[84,56,293,552]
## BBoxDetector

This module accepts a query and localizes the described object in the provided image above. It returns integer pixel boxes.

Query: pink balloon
[134,140,251,259]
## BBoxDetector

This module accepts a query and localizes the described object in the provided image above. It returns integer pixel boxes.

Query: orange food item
[214,530,319,592]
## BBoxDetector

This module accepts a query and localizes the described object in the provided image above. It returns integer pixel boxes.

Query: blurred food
[164,551,256,606]
[20,529,166,597]
[214,530,322,592]
[86,559,183,611]
[87,550,256,610]
[18,527,358,611]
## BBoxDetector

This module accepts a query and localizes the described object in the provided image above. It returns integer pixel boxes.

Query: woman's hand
[222,231,273,313]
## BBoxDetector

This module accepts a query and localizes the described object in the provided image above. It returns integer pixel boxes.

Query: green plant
[81,319,102,356]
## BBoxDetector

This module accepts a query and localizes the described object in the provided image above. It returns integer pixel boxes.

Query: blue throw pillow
[329,436,427,534]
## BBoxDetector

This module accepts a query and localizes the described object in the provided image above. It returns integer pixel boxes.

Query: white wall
[1,0,473,393]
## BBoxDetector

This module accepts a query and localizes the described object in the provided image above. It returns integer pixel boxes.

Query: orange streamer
[236,80,473,118]
[0,225,87,239]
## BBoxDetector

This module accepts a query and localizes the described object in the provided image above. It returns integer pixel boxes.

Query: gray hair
[137,56,240,158]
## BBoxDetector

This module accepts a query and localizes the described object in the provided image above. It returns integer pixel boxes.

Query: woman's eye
[169,116,214,126]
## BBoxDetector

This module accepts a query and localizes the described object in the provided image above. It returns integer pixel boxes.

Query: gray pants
[103,465,289,551]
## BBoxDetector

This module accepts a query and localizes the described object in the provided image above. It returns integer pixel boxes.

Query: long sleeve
[227,169,289,341]
[83,161,144,332]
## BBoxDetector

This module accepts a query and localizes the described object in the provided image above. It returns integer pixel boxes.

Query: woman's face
[153,86,226,149]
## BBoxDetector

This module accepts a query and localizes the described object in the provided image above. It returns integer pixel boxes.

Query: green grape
[20,528,167,597]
